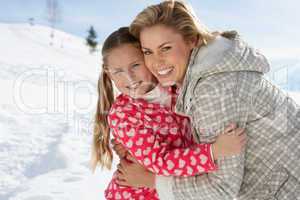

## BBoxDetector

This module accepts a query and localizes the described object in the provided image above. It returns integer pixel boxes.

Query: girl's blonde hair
[91,27,140,171]
[130,0,217,46]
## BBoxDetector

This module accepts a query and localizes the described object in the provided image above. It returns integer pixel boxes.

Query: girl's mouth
[127,81,142,90]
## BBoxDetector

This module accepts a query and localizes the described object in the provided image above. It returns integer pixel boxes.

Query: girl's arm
[108,106,217,177]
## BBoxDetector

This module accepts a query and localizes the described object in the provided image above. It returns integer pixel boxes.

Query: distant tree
[46,0,62,45]
[86,26,98,53]
[28,18,35,26]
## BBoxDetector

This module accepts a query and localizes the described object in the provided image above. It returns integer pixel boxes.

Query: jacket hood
[188,34,270,78]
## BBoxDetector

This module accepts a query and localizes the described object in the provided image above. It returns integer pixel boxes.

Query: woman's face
[105,44,157,98]
[140,24,196,86]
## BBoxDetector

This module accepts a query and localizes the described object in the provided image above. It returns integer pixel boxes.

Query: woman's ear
[187,36,198,49]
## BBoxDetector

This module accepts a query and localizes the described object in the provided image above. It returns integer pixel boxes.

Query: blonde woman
[113,1,300,200]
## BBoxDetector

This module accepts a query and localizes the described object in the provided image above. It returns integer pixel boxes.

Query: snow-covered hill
[268,58,300,91]
[0,23,116,200]
[0,22,299,200]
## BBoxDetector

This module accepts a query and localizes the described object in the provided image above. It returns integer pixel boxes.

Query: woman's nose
[151,53,164,68]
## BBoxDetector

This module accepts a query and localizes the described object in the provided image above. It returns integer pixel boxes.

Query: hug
[91,1,300,199]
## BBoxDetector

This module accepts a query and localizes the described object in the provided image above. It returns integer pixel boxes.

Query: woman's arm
[163,72,249,200]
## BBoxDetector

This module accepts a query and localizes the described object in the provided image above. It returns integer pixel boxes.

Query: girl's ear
[106,71,112,80]
[103,68,112,80]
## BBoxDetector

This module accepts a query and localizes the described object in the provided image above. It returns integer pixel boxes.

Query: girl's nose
[125,69,136,83]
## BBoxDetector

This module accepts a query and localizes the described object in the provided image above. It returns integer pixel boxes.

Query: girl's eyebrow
[107,59,140,70]
[128,59,140,66]
[106,66,122,71]
[142,41,172,50]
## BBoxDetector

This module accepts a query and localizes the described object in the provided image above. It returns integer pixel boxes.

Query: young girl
[91,27,246,200]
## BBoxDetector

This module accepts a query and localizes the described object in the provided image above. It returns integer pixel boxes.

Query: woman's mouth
[157,67,174,76]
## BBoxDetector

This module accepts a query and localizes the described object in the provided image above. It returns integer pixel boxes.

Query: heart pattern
[170,127,178,135]
[187,166,194,175]
[111,119,118,126]
[126,128,135,137]
[190,156,197,166]
[200,154,208,164]
[147,135,155,143]
[167,160,175,170]
[123,191,131,199]
[135,112,142,118]
[106,94,216,200]
[143,158,151,166]
[183,149,190,156]
[128,116,138,123]
[155,115,161,123]
[135,149,142,157]
[165,116,173,123]
[116,130,123,138]
[143,147,151,155]
[174,149,180,158]
[115,192,121,199]
[126,140,133,148]
[136,138,143,146]
[116,112,125,119]
[139,129,148,135]
[145,109,153,114]
[157,157,163,167]
[197,165,205,173]
[179,159,186,168]
[173,138,182,147]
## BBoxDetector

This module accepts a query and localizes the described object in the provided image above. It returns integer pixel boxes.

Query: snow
[0,22,299,200]
[0,23,115,200]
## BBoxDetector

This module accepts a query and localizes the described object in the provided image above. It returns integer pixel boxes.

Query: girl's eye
[132,63,140,68]
[161,46,171,52]
[112,70,123,75]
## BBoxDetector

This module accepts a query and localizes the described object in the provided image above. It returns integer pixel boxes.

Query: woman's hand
[115,154,156,189]
[212,123,247,160]
[111,139,128,159]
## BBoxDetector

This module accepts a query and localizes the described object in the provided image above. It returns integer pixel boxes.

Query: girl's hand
[115,156,155,189]
[111,139,128,159]
[212,123,247,160]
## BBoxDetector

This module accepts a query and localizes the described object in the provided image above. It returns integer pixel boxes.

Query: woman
[114,1,300,200]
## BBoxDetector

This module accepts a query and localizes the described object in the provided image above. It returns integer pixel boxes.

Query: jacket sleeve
[160,72,252,200]
[108,104,217,177]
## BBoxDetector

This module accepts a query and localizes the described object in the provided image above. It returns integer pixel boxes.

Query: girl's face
[105,44,157,98]
[140,24,196,86]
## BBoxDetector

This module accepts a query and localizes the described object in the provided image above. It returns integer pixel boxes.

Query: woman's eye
[142,50,152,55]
[161,46,171,52]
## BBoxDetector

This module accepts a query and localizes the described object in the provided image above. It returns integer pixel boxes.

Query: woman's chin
[159,79,176,87]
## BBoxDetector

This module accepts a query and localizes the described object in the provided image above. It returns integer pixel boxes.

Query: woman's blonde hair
[130,0,216,46]
[91,27,140,171]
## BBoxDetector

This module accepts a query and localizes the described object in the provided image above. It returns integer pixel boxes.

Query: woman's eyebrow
[142,41,172,50]
[158,41,172,48]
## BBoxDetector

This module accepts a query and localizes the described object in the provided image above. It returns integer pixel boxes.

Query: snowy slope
[267,59,300,91]
[0,23,299,200]
[0,23,116,200]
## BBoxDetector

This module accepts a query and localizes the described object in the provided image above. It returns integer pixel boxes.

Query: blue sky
[1,0,299,59]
